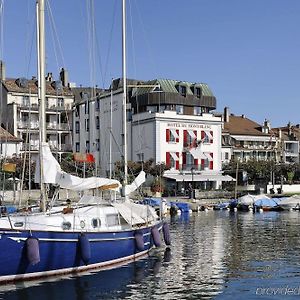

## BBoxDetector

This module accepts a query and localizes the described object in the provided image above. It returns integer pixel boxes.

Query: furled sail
[124,170,146,196]
[35,143,121,191]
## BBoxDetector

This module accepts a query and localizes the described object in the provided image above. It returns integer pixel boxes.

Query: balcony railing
[21,143,72,152]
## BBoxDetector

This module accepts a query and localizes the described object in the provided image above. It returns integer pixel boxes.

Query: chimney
[262,119,270,134]
[224,107,229,123]
[0,60,5,81]
[45,72,53,82]
[59,68,68,87]
[279,129,282,140]
[288,121,292,136]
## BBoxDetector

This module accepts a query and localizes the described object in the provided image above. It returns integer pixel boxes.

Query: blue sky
[2,0,300,127]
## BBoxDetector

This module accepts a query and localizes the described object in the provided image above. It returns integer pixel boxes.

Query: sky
[2,0,300,127]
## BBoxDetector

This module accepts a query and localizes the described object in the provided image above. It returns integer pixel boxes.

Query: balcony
[46,123,71,131]
[18,121,39,129]
[49,143,72,152]
[21,143,39,152]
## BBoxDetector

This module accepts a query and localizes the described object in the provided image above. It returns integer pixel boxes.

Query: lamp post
[191,167,195,199]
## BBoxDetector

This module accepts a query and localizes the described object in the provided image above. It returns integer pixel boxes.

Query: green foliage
[223,159,300,184]
[114,159,170,184]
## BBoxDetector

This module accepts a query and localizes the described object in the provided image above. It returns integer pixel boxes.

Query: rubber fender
[162,222,171,246]
[26,237,40,265]
[151,226,161,247]
[79,234,91,265]
[134,232,144,251]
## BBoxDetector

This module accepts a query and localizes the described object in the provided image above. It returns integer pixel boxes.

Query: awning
[163,173,236,182]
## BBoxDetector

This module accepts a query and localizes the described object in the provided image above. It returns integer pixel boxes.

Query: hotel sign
[167,122,211,129]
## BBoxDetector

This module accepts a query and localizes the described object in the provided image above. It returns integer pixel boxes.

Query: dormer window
[179,85,186,97]
[195,87,201,98]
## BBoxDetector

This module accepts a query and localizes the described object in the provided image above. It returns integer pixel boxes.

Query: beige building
[0,62,74,160]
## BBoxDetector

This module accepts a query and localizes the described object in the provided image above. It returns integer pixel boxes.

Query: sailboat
[0,0,170,283]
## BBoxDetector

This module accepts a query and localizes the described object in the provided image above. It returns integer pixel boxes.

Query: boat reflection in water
[0,248,171,300]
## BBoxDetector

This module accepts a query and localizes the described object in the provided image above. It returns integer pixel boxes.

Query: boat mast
[122,0,128,188]
[37,0,47,211]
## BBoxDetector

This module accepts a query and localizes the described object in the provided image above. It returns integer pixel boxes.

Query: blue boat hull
[0,223,163,282]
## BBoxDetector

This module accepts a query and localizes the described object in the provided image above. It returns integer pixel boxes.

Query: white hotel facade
[73,78,230,190]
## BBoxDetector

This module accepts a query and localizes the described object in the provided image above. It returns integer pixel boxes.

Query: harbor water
[2,210,300,299]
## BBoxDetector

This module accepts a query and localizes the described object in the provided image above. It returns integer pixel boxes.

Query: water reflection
[2,211,300,299]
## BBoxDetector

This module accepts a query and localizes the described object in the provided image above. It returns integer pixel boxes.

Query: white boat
[277,195,300,211]
[0,0,170,283]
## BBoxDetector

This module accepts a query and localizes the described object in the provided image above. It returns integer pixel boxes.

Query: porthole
[91,218,101,228]
[14,222,24,227]
[80,220,85,229]
[62,221,71,230]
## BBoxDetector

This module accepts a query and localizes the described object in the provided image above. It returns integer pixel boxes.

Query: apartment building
[0,63,74,160]
[221,107,277,164]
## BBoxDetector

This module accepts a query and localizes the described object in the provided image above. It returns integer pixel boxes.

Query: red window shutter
[201,131,205,140]
[194,159,198,169]
[209,153,213,169]
[166,152,170,167]
[183,130,187,146]
[182,152,186,165]
[166,129,170,142]
[176,152,180,170]
[210,131,213,143]
[201,159,205,170]
[176,129,179,143]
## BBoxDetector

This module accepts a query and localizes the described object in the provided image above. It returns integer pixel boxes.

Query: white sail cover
[35,143,121,191]
[124,171,146,196]
[112,201,157,225]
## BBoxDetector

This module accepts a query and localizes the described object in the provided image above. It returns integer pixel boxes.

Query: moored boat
[0,0,170,283]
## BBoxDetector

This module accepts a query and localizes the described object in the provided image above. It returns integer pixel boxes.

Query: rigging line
[132,0,158,75]
[24,0,34,77]
[25,17,35,79]
[99,0,118,88]
[46,0,60,73]
[46,0,66,71]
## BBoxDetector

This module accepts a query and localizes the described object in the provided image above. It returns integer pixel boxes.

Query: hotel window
[85,102,89,114]
[166,152,179,170]
[183,130,197,147]
[86,141,90,153]
[201,131,213,144]
[95,99,100,111]
[75,121,80,134]
[95,139,100,151]
[137,153,144,162]
[166,129,179,143]
[75,142,80,152]
[96,116,100,129]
